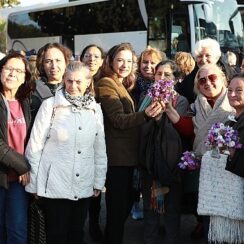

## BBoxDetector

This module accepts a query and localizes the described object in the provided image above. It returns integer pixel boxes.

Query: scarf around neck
[192,88,235,155]
[63,90,95,110]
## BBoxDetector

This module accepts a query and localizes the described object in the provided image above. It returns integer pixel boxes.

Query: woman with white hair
[193,38,232,82]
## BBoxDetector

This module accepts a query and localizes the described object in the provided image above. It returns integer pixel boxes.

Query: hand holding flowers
[147,79,176,104]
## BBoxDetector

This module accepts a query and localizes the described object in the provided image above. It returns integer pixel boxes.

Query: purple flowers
[178,151,201,171]
[205,122,242,152]
[147,80,176,103]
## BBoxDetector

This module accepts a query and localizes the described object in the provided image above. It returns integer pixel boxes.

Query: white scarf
[192,88,235,155]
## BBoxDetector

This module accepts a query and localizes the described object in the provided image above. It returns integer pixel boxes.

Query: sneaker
[131,202,144,220]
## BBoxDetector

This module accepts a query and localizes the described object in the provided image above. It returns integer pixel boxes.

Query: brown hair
[0,51,35,100]
[36,43,72,79]
[100,43,137,90]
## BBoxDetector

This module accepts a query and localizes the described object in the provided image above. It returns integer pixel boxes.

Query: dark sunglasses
[198,74,218,86]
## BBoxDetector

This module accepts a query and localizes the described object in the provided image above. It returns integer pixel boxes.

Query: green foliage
[0,0,20,8]
[0,19,6,52]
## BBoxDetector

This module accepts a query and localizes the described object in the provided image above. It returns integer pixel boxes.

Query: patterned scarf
[63,90,95,110]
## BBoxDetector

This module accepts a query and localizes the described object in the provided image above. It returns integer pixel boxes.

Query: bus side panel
[7,36,61,53]
[74,31,147,56]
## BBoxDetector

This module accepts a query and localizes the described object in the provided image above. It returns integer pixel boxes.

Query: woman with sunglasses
[164,63,235,243]
[0,52,35,244]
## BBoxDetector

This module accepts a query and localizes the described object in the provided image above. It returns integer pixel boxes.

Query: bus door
[146,1,190,58]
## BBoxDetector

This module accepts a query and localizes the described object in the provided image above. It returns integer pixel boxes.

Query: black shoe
[89,223,103,242]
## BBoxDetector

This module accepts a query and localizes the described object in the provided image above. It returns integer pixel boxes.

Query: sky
[19,0,64,6]
[0,0,67,18]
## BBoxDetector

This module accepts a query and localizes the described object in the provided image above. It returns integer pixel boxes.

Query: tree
[0,19,6,52]
[0,0,20,8]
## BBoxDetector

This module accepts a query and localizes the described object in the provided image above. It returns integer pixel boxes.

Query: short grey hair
[64,61,94,94]
[193,38,221,60]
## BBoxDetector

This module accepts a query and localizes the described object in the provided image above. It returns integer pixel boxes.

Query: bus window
[145,0,189,57]
[193,0,244,53]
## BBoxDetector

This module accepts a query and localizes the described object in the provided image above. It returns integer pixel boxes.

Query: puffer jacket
[0,94,31,189]
[25,87,107,200]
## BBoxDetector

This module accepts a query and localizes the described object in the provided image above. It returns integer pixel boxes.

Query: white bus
[6,0,244,58]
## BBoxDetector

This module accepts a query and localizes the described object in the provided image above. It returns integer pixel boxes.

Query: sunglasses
[198,74,218,86]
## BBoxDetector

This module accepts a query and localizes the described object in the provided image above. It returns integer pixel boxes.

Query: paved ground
[84,193,205,244]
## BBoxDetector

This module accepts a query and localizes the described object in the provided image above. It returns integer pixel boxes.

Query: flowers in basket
[178,151,201,171]
[205,122,242,157]
[147,79,176,103]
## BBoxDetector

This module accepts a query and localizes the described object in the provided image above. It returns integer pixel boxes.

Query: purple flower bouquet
[178,151,201,171]
[147,80,176,103]
[205,122,242,157]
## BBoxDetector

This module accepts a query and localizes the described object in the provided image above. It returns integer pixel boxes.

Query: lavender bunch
[205,122,242,151]
[178,151,201,171]
[147,80,176,103]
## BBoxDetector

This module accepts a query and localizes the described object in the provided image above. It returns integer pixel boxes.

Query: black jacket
[225,112,244,178]
[0,94,31,189]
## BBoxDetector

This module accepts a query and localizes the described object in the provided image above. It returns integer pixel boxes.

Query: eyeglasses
[3,66,25,74]
[83,54,101,60]
[198,74,218,86]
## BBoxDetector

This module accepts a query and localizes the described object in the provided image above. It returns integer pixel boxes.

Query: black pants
[43,197,90,244]
[89,193,102,225]
[141,170,182,244]
[104,166,135,244]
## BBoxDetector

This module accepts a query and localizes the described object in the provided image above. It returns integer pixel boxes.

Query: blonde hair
[175,51,195,75]
[138,46,166,71]
[193,63,227,94]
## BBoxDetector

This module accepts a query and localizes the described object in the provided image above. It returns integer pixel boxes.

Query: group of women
[0,37,243,244]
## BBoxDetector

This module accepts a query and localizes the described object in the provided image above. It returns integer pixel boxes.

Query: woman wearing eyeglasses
[0,52,35,244]
[165,63,235,243]
[79,45,105,242]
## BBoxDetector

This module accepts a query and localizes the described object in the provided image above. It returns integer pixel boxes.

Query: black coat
[0,94,31,189]
[225,112,244,178]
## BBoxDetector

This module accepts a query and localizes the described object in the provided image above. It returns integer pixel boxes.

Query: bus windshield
[193,0,244,53]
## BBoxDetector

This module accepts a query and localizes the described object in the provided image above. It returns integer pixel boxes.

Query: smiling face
[43,47,66,84]
[154,64,174,81]
[197,67,224,99]
[140,53,159,80]
[82,46,103,75]
[228,77,244,115]
[64,69,91,96]
[1,58,26,98]
[195,47,219,67]
[112,50,133,81]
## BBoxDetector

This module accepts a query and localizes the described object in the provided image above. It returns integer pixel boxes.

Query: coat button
[76,173,79,177]
[74,196,77,199]
[78,126,82,130]
[78,151,81,154]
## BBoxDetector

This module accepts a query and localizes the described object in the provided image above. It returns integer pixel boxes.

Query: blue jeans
[0,181,28,244]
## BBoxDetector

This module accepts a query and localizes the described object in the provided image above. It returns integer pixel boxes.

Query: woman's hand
[19,172,30,186]
[93,189,101,197]
[228,147,235,158]
[145,101,164,118]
